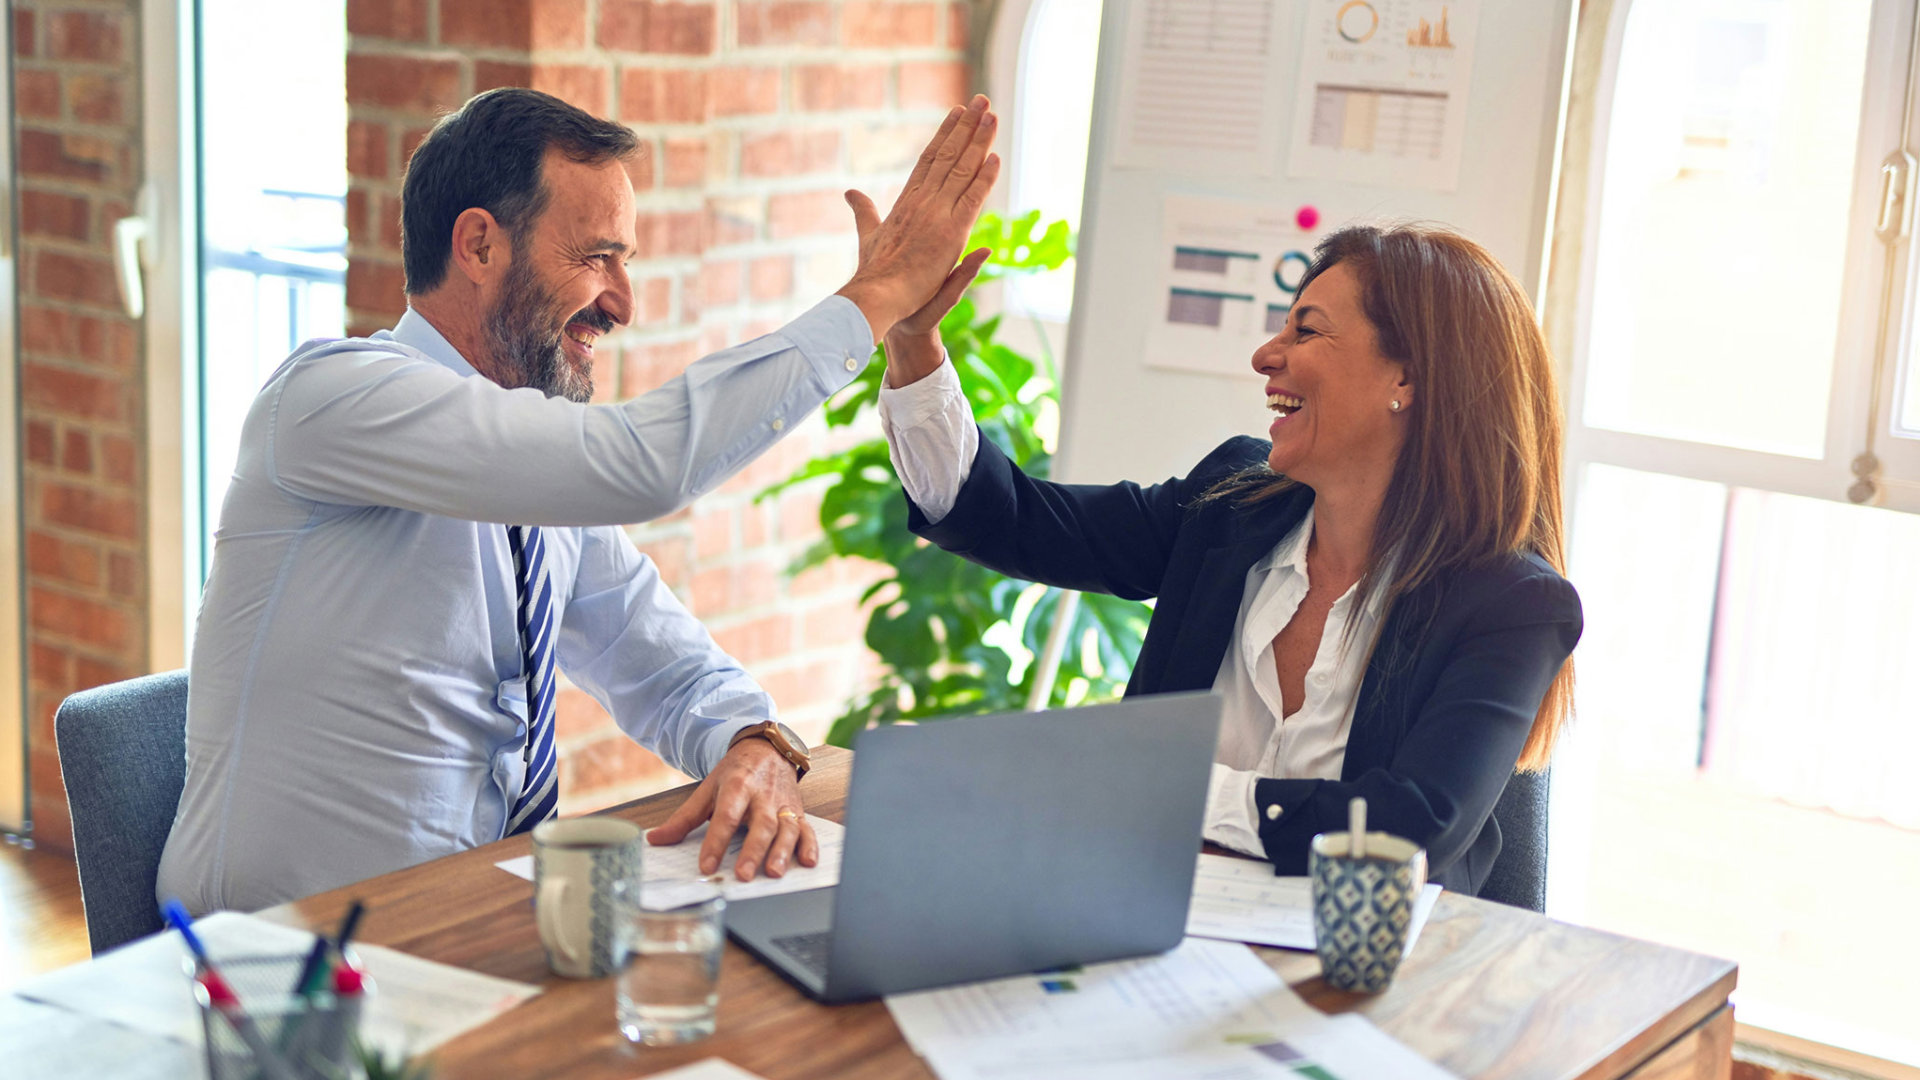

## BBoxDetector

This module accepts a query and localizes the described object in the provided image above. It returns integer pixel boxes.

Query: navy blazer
[908,434,1583,895]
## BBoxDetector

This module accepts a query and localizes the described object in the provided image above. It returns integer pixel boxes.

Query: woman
[876,224,1581,896]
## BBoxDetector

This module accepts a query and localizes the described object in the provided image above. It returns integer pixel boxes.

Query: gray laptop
[727,691,1223,1003]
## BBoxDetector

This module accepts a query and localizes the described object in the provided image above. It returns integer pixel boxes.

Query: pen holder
[193,954,369,1080]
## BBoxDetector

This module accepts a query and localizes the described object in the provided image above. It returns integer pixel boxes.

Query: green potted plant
[761,211,1151,747]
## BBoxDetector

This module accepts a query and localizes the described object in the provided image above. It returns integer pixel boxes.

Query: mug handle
[536,876,583,966]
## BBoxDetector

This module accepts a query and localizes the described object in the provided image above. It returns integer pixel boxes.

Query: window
[992,0,1104,324]
[1556,0,1920,1065]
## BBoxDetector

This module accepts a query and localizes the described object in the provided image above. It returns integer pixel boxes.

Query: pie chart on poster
[1337,0,1379,44]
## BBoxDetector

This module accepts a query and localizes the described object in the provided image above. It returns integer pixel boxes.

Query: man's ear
[448,207,505,286]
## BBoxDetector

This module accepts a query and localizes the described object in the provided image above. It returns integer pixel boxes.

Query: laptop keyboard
[771,930,833,978]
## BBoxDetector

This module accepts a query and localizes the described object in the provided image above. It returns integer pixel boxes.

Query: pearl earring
[1390,399,1402,412]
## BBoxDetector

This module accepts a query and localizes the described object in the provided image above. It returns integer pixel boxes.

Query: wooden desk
[262,747,1737,1080]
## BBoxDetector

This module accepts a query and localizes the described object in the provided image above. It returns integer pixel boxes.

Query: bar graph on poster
[1287,0,1480,191]
[1145,195,1335,377]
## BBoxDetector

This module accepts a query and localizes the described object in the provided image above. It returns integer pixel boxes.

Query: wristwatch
[729,720,811,780]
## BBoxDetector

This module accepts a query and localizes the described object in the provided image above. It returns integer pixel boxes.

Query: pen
[290,934,332,998]
[161,898,212,966]
[333,900,367,956]
[165,899,301,1080]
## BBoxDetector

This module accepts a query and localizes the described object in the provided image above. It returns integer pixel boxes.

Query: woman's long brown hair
[1213,224,1573,770]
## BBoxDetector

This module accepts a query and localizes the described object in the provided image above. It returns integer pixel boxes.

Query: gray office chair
[1478,768,1549,912]
[54,670,191,954]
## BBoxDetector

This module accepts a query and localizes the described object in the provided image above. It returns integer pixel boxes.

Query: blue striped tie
[505,525,559,836]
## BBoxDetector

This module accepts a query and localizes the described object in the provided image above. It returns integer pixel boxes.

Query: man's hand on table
[646,737,818,882]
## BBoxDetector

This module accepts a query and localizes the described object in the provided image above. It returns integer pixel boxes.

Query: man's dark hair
[401,87,640,294]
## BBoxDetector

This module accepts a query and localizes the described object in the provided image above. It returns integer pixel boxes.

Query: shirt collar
[1254,504,1396,620]
[385,307,480,378]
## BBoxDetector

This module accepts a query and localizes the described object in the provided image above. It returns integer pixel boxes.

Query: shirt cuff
[1203,763,1267,858]
[778,295,877,394]
[878,354,964,428]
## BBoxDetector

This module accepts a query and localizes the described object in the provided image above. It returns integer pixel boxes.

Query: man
[157,88,999,912]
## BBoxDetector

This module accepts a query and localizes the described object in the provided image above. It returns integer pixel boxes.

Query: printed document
[1187,853,1443,952]
[496,814,843,908]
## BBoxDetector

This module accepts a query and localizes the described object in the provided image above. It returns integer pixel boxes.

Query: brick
[18,69,59,119]
[348,0,430,41]
[946,1,971,49]
[624,144,657,191]
[29,642,72,688]
[23,362,125,421]
[634,209,706,258]
[599,1,715,55]
[22,190,90,241]
[560,732,677,795]
[898,60,968,108]
[441,0,588,49]
[842,2,938,47]
[749,255,794,301]
[345,187,370,240]
[29,587,132,651]
[15,9,33,57]
[801,600,865,645]
[767,188,852,239]
[107,552,139,597]
[637,274,674,323]
[620,337,700,395]
[639,534,691,590]
[741,501,772,548]
[346,259,408,314]
[18,129,108,182]
[25,419,56,465]
[711,66,780,116]
[347,120,388,179]
[346,53,463,113]
[692,504,737,559]
[736,2,833,47]
[35,251,121,308]
[712,613,794,665]
[401,126,434,166]
[690,564,730,613]
[40,482,139,540]
[555,685,615,743]
[475,61,609,113]
[27,530,102,588]
[662,136,708,188]
[794,64,887,112]
[101,434,137,485]
[47,10,127,63]
[700,259,742,307]
[60,430,92,475]
[678,269,704,322]
[75,656,135,690]
[67,73,126,123]
[739,130,839,177]
[619,68,707,123]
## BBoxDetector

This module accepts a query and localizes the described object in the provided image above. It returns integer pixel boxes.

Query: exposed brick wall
[346,1,977,813]
[12,0,148,851]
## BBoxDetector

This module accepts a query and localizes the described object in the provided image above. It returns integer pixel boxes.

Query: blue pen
[161,899,213,966]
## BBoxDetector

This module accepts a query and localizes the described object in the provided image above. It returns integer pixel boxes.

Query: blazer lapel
[1155,491,1313,693]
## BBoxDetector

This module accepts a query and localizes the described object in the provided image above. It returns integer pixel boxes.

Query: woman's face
[1251,262,1412,489]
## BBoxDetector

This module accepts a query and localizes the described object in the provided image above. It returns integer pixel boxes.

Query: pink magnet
[1296,205,1321,231]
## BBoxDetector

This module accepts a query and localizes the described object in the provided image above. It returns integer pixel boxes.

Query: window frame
[1560,0,1915,512]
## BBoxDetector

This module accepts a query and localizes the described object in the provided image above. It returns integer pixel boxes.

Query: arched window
[990,0,1104,324]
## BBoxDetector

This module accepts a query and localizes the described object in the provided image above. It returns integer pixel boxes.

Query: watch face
[774,722,809,755]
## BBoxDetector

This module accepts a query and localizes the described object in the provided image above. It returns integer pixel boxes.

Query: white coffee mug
[532,817,643,978]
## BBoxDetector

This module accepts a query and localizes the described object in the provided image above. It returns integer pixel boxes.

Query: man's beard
[483,253,610,403]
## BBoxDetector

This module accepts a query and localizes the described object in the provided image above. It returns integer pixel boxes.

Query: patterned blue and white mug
[1309,829,1428,993]
[533,817,643,978]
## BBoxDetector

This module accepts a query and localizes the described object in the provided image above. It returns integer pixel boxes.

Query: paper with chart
[1147,195,1337,377]
[495,814,844,908]
[885,937,1457,1080]
[1186,854,1444,952]
[14,911,539,1057]
[1287,0,1480,191]
[1113,0,1288,174]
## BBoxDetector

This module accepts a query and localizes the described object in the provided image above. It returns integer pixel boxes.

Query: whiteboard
[1054,0,1576,485]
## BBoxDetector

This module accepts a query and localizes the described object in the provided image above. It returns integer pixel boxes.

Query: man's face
[481,150,637,402]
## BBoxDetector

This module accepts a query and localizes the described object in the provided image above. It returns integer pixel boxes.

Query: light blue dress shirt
[157,297,873,913]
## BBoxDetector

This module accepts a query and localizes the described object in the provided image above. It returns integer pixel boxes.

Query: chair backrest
[1479,768,1550,912]
[54,670,191,954]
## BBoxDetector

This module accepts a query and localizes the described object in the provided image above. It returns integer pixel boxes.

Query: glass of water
[613,876,726,1045]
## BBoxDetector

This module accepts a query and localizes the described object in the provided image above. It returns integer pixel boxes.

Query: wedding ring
[776,809,802,822]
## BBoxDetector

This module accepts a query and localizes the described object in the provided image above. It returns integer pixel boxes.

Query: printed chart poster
[1145,195,1336,378]
[1286,0,1480,192]
[1112,0,1289,176]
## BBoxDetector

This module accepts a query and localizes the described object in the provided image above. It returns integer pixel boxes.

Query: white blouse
[879,362,1385,857]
